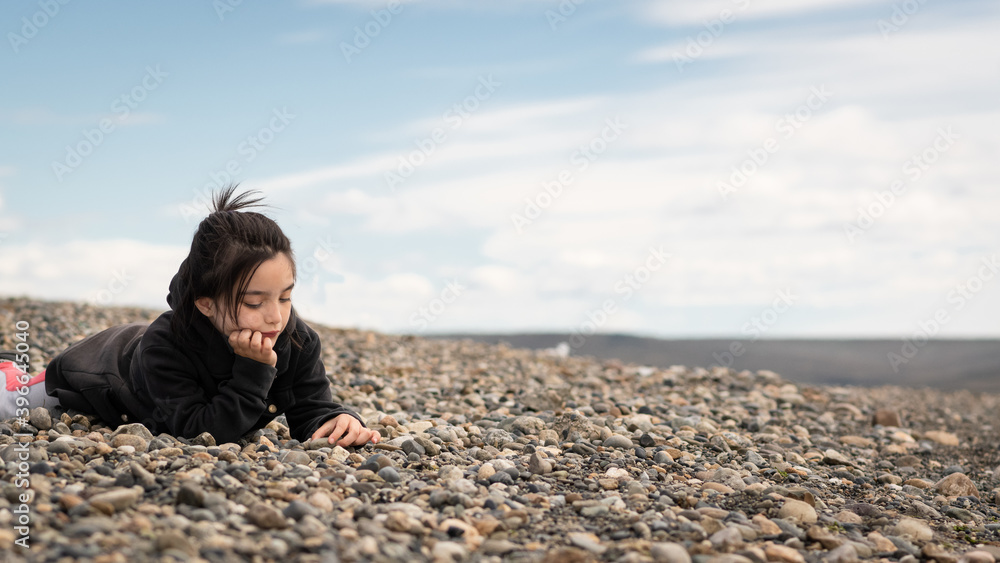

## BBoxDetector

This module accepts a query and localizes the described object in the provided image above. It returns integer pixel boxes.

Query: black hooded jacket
[45,273,362,443]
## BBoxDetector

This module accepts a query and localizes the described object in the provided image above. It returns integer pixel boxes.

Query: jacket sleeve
[283,333,364,443]
[139,344,276,444]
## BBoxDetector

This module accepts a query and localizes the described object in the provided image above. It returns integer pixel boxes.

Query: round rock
[778,499,817,525]
[603,435,634,450]
[892,517,933,542]
[29,407,52,431]
[247,502,289,529]
[111,434,148,452]
[651,542,692,563]
[378,466,401,483]
[935,473,979,498]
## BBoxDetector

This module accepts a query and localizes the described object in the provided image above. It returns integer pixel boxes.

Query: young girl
[2,185,378,447]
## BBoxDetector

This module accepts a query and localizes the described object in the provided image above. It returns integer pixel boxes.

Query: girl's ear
[194,297,216,318]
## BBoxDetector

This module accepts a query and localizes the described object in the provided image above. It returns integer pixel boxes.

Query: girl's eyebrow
[244,283,295,296]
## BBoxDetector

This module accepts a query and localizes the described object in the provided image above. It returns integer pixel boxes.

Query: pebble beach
[2,296,1000,563]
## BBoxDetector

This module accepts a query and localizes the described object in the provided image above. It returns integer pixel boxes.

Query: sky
[1,0,998,341]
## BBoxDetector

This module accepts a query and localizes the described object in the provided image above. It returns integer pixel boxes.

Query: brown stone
[703,482,735,494]
[785,488,816,507]
[778,499,817,524]
[59,494,85,511]
[90,500,116,515]
[765,543,806,563]
[111,434,148,452]
[88,486,143,512]
[923,543,959,563]
[893,517,934,542]
[873,410,901,427]
[247,502,289,529]
[935,473,979,498]
[868,531,896,552]
[835,510,863,524]
[156,530,196,556]
[598,478,619,490]
[924,431,960,446]
[473,514,501,536]
[807,525,844,549]
[752,514,782,536]
[959,550,997,563]
[839,435,876,448]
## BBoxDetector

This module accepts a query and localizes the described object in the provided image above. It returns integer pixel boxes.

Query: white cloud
[242,16,1000,335]
[469,264,526,293]
[251,154,399,192]
[637,0,881,27]
[251,96,607,195]
[0,240,188,309]
[398,96,603,138]
[294,271,433,330]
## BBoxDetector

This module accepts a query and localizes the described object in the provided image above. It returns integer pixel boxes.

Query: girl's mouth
[261,331,280,340]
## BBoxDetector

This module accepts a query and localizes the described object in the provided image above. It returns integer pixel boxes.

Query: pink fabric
[1,362,46,391]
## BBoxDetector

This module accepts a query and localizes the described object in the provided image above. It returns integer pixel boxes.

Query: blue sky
[1,0,998,339]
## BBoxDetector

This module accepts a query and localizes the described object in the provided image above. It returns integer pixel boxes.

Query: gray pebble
[401,439,425,456]
[47,440,74,455]
[29,407,52,430]
[378,466,401,483]
[278,449,311,466]
[176,483,205,507]
[283,499,320,521]
[413,435,441,456]
[603,435,633,449]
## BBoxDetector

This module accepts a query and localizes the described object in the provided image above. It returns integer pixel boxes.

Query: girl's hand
[311,413,380,447]
[229,329,278,367]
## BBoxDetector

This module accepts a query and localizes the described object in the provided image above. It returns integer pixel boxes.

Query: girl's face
[196,252,295,340]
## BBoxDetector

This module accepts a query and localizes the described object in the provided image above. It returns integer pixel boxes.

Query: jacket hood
[167,272,183,311]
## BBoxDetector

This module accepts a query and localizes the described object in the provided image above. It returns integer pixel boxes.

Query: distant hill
[424,333,1000,392]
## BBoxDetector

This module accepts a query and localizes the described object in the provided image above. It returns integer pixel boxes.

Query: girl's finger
[339,426,361,447]
[327,417,350,443]
[311,418,337,441]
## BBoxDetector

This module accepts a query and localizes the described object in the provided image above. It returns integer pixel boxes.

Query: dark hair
[170,184,302,349]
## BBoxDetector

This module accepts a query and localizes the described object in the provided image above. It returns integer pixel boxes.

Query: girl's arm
[283,327,371,443]
[137,344,276,444]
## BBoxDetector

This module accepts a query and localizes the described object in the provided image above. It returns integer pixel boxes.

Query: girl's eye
[244,299,289,308]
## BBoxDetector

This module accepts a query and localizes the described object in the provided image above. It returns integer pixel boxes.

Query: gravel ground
[2,296,1000,563]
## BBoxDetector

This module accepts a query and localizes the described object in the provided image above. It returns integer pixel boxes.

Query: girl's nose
[264,301,282,324]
